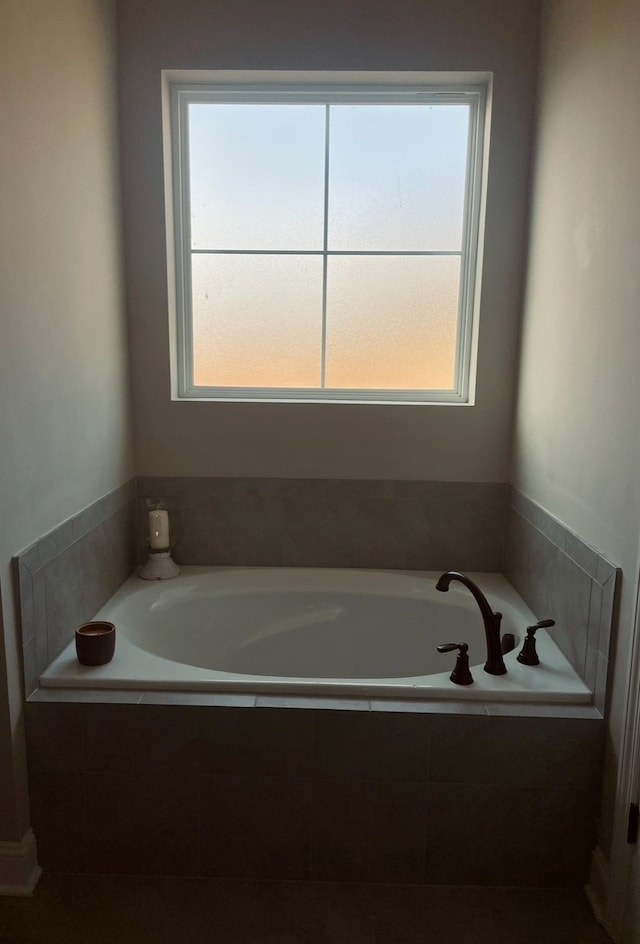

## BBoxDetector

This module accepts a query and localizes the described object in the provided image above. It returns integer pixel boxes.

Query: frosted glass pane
[328,105,469,251]
[191,254,323,388]
[325,256,460,390]
[189,104,326,250]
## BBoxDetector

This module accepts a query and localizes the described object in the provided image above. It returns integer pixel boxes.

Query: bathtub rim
[37,566,594,706]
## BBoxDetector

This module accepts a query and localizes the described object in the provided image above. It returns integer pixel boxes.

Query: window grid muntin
[170,81,486,402]
[321,103,331,388]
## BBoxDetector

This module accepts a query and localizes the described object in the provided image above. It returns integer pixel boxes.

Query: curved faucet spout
[436,571,507,676]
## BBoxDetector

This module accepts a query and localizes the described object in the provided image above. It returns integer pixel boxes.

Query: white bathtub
[39,567,592,702]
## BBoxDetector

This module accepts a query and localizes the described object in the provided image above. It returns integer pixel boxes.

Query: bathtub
[39,567,592,702]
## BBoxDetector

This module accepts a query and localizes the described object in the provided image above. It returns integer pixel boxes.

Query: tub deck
[39,568,592,703]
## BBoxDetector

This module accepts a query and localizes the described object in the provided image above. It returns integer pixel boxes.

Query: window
[165,72,489,403]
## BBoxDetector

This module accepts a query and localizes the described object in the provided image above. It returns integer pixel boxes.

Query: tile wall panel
[15,481,136,697]
[505,489,619,712]
[24,702,604,887]
[199,775,313,879]
[425,781,539,885]
[136,477,508,571]
[312,778,427,883]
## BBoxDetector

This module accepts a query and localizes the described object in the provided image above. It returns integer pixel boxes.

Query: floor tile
[488,887,612,943]
[0,875,612,944]
[372,884,497,944]
[248,880,375,943]
[0,873,141,943]
[121,875,257,943]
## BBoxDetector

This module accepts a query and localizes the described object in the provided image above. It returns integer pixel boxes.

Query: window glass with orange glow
[165,74,489,403]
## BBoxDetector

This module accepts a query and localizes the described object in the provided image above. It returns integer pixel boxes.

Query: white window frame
[163,71,490,405]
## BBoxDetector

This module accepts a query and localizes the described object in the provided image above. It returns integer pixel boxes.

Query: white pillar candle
[149,509,170,549]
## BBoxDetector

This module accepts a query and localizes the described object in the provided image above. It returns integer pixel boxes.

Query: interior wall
[0,0,133,844]
[511,0,640,880]
[117,0,541,481]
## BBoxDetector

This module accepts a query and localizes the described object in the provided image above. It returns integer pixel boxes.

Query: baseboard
[586,846,609,927]
[0,829,42,896]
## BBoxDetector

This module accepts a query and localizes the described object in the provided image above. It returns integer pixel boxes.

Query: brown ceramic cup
[75,621,116,666]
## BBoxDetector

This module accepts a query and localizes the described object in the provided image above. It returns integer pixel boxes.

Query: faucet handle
[531,619,556,631]
[437,642,474,686]
[517,619,556,666]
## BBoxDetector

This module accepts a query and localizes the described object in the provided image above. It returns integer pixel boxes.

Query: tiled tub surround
[505,489,619,715]
[16,478,614,888]
[136,477,508,571]
[16,481,137,698]
[24,700,604,886]
[15,479,618,703]
[15,477,508,699]
[134,478,617,704]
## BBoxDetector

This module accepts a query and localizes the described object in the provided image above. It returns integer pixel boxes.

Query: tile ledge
[27,687,600,719]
